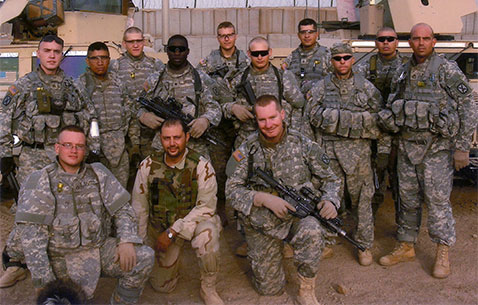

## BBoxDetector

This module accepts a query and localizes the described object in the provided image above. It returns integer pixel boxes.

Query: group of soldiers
[0,17,475,305]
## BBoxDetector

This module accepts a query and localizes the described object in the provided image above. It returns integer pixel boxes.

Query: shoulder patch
[321,153,330,165]
[8,85,18,96]
[232,149,245,162]
[456,82,470,95]
[2,95,12,107]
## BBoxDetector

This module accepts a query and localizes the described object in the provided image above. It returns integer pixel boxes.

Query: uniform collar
[126,51,145,61]
[259,124,287,148]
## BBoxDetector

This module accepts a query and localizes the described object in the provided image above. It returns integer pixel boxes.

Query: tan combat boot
[432,244,450,279]
[0,266,27,288]
[200,272,224,305]
[320,246,333,260]
[379,242,415,266]
[358,249,373,266]
[296,273,321,305]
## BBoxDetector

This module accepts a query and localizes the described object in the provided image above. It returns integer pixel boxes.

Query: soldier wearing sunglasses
[306,43,385,267]
[281,18,332,94]
[355,27,408,219]
[139,35,222,159]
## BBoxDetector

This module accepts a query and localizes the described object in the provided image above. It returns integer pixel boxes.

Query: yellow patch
[232,150,245,162]
[8,85,18,96]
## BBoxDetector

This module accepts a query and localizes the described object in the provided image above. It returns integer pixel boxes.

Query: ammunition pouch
[320,108,339,134]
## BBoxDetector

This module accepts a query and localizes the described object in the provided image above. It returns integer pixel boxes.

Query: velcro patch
[232,149,245,162]
[321,153,330,165]
[8,85,18,96]
[456,82,469,95]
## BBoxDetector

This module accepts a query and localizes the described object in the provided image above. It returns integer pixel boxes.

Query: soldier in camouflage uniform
[139,35,222,159]
[281,18,331,95]
[378,23,477,279]
[196,21,250,226]
[109,27,165,190]
[224,36,307,148]
[0,35,94,288]
[15,126,154,304]
[226,95,340,304]
[132,118,223,305]
[355,27,408,218]
[76,42,139,188]
[307,43,385,266]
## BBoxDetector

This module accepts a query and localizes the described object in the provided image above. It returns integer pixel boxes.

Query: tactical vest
[148,151,201,230]
[207,48,245,76]
[15,70,83,146]
[368,54,408,100]
[314,74,380,139]
[288,45,329,83]
[391,54,459,138]
[240,65,283,103]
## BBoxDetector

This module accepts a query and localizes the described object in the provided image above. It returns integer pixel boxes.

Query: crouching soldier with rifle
[225,95,340,305]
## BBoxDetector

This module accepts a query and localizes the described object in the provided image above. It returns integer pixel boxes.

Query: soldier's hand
[188,117,209,138]
[115,242,137,272]
[139,112,164,129]
[0,157,14,177]
[254,192,296,219]
[317,200,337,219]
[231,104,254,122]
[155,229,176,252]
[454,150,469,171]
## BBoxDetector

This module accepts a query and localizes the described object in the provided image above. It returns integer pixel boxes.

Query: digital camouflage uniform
[225,64,307,148]
[15,161,154,304]
[355,51,408,215]
[0,67,94,270]
[109,52,165,159]
[225,128,340,295]
[282,43,332,94]
[196,48,250,215]
[307,73,384,250]
[76,68,139,187]
[378,52,477,246]
[132,149,221,292]
[140,63,222,158]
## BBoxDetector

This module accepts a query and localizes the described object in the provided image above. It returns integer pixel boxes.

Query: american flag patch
[232,150,245,162]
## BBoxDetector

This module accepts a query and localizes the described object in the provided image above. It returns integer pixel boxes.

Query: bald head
[409,23,436,62]
[410,23,434,37]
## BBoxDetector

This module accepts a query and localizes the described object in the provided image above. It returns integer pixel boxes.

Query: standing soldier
[226,95,340,304]
[0,35,94,288]
[355,27,408,217]
[225,36,306,148]
[378,23,477,278]
[77,42,139,188]
[132,118,224,305]
[282,18,331,94]
[139,35,222,159]
[196,21,250,225]
[109,27,165,187]
[307,43,385,266]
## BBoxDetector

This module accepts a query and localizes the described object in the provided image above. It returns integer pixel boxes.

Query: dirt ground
[0,180,476,305]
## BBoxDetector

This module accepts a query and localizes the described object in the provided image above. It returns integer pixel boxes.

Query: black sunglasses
[376,36,397,43]
[167,46,188,53]
[250,50,269,57]
[332,55,353,61]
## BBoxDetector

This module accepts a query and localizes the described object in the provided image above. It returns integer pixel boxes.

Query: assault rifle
[138,96,226,147]
[254,167,365,251]
[208,66,229,79]
[236,80,256,105]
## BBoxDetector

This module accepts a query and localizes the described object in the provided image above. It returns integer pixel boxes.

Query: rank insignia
[417,81,425,87]
[457,82,469,94]
[232,150,245,162]
[57,182,64,193]
[130,72,135,79]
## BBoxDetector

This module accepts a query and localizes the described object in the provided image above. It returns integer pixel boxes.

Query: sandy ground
[0,180,476,305]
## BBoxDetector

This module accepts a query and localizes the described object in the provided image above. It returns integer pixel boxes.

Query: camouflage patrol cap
[330,42,353,55]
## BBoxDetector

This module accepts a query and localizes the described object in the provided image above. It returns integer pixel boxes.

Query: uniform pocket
[50,215,81,249]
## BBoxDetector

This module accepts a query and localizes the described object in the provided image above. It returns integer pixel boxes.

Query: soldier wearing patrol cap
[378,23,477,278]
[307,42,385,266]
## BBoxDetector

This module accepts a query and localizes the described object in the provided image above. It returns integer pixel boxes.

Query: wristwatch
[166,228,174,240]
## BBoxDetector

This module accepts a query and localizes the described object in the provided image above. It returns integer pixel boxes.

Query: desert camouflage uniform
[0,67,94,269]
[76,69,139,187]
[225,128,340,295]
[307,73,384,249]
[140,63,222,158]
[378,52,477,245]
[282,43,332,94]
[355,52,408,214]
[196,48,250,215]
[109,52,164,159]
[225,64,307,147]
[15,161,154,304]
[132,149,221,292]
